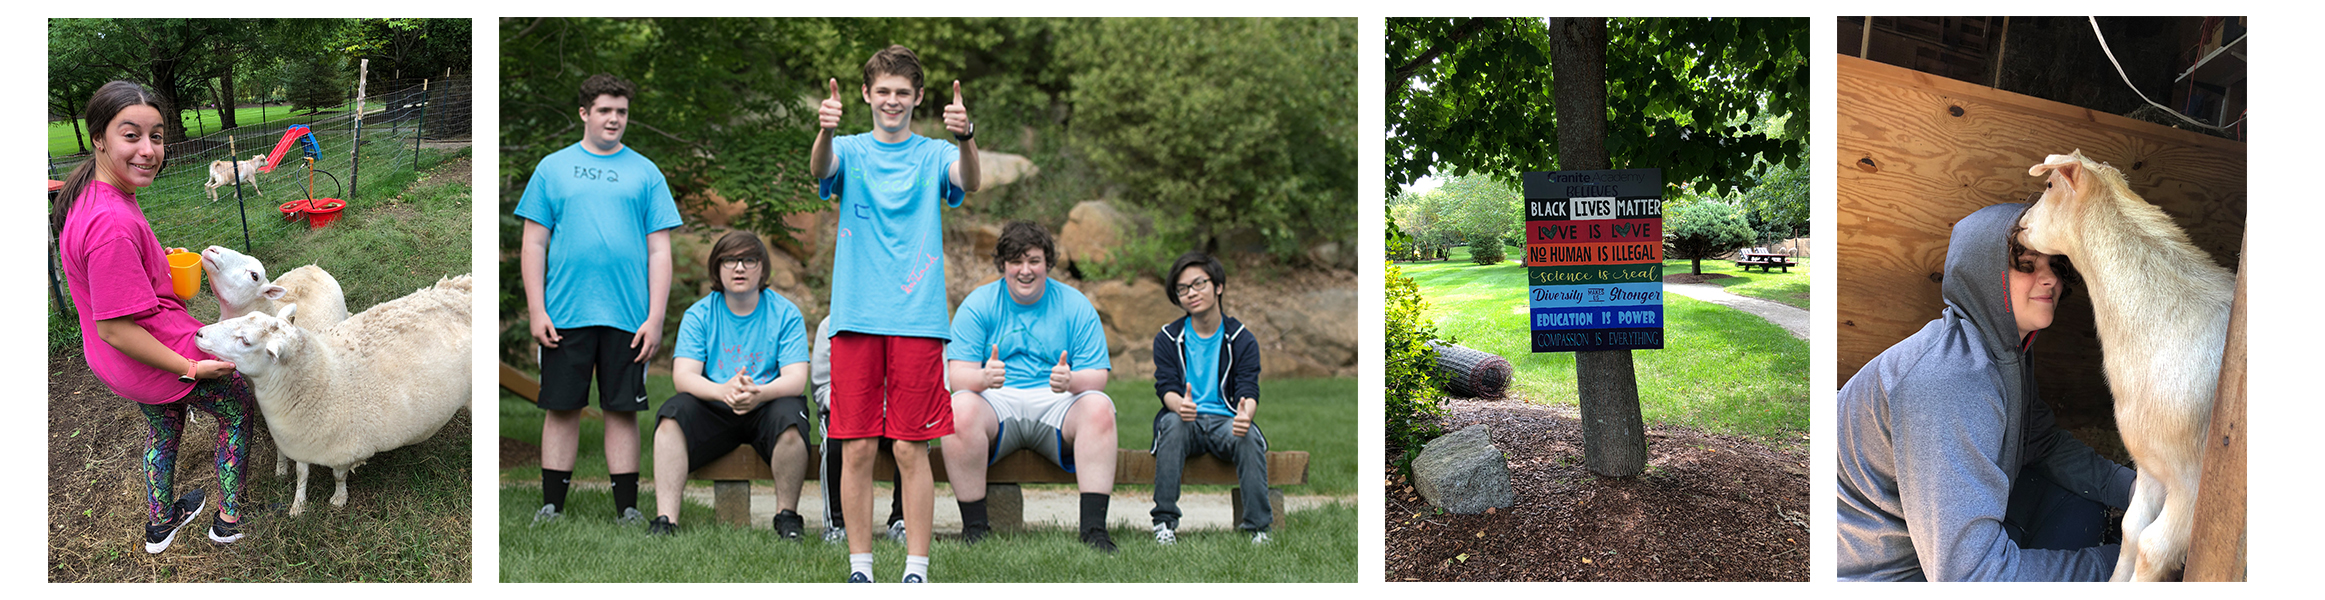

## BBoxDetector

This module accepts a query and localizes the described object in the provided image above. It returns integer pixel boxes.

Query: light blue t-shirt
[944,278,1111,390]
[1184,326,1232,417]
[675,288,810,386]
[513,142,684,332]
[818,133,965,340]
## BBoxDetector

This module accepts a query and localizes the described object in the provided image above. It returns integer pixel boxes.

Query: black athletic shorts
[655,392,812,472]
[535,326,652,412]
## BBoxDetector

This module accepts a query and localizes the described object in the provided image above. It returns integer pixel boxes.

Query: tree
[47,21,114,155]
[1738,158,1808,250]
[1063,17,1356,257]
[1387,17,1807,197]
[1664,196,1755,275]
[1435,173,1520,249]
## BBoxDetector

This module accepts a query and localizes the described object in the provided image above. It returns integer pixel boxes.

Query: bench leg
[987,483,1025,532]
[714,480,752,528]
[1229,487,1290,531]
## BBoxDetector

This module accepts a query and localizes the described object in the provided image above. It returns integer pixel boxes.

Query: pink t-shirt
[58,180,208,404]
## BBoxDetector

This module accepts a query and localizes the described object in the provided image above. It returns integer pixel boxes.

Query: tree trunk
[1553,17,1647,477]
[1693,257,1702,275]
[216,49,240,131]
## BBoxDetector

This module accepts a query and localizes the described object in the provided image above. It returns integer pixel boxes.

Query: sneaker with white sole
[823,526,847,544]
[616,507,647,526]
[846,571,872,583]
[530,504,563,527]
[207,514,245,544]
[902,572,926,583]
[773,510,804,542]
[1251,530,1272,545]
[143,489,206,554]
[887,519,908,543]
[1153,522,1178,545]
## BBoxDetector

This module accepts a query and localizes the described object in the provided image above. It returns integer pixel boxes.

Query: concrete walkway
[705,484,1346,534]
[1663,283,1809,340]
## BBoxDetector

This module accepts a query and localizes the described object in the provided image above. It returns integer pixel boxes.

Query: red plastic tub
[278,199,310,222]
[305,198,346,229]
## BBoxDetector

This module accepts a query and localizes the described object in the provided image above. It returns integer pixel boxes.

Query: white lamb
[2017,150,2235,582]
[194,274,473,516]
[205,154,267,201]
[202,245,349,331]
[201,245,351,477]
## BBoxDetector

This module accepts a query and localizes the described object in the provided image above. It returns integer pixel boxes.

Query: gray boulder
[1411,424,1515,514]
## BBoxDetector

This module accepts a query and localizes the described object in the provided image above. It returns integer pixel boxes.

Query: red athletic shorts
[826,333,953,442]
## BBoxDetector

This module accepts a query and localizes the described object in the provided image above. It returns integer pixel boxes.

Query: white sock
[850,553,875,580]
[905,555,930,582]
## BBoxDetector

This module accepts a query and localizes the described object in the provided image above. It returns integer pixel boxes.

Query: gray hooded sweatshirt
[1835,203,2137,581]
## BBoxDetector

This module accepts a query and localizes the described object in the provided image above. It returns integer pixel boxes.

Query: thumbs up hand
[982,344,1007,391]
[1048,350,1072,394]
[1232,398,1255,437]
[819,78,844,132]
[1172,382,1198,422]
[943,80,972,140]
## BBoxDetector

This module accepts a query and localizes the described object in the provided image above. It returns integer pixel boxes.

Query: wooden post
[2185,236,2246,581]
[350,59,367,199]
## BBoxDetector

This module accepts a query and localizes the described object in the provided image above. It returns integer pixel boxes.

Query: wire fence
[46,77,472,324]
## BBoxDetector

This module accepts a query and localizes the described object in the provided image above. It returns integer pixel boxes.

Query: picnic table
[1735,251,1798,273]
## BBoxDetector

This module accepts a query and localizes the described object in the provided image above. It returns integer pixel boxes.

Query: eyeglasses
[721,257,762,270]
[1174,278,1213,297]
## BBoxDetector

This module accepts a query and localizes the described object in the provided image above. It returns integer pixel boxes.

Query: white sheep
[194,274,474,516]
[2017,150,2235,582]
[199,245,349,477]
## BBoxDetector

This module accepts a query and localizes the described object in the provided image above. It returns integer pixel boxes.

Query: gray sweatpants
[1149,409,1272,532]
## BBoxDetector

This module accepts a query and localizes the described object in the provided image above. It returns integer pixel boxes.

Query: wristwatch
[180,361,199,383]
[954,122,975,142]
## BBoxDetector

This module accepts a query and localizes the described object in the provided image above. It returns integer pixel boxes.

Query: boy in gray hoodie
[1836,202,2137,581]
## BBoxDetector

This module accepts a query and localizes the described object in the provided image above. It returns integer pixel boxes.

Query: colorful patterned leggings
[139,374,254,526]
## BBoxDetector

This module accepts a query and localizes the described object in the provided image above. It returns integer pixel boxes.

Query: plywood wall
[1835,55,2245,427]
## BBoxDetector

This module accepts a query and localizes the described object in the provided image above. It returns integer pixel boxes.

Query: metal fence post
[414,79,429,171]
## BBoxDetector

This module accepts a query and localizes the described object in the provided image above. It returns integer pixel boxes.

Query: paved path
[1663,283,1809,340]
[706,484,1345,535]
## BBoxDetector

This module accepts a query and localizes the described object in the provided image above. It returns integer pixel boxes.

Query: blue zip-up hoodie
[1836,202,2136,581]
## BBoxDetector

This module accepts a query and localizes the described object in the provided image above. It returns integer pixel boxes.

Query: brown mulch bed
[1385,399,1809,581]
[1662,272,1736,285]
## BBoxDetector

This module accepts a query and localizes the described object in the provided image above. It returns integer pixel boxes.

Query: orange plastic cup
[166,250,202,300]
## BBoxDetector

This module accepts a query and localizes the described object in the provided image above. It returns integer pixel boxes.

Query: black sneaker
[1081,527,1119,554]
[144,489,205,554]
[960,521,990,545]
[772,510,804,542]
[647,515,677,536]
[207,513,245,544]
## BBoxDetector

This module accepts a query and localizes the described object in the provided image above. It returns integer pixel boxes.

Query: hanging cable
[2087,17,2244,131]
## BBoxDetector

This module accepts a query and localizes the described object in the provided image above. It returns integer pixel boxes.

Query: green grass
[210,412,473,582]
[1399,251,1808,448]
[1670,256,1812,310]
[497,376,1358,582]
[48,102,355,157]
[501,376,1356,496]
[498,488,1354,582]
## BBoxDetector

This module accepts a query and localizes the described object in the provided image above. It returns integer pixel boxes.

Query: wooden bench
[690,445,1311,531]
[1733,252,1798,273]
[502,362,1310,531]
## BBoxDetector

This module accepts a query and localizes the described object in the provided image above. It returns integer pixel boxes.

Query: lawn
[1669,255,1812,310]
[497,375,1358,582]
[1399,248,1809,447]
[48,102,355,157]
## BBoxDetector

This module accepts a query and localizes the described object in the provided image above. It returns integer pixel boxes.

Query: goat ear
[2029,153,2083,197]
[261,284,288,300]
[275,303,299,320]
[263,331,287,361]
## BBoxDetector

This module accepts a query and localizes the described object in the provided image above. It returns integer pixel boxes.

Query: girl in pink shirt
[52,81,252,554]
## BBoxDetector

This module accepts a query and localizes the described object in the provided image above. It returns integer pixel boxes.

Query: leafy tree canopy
[1386,17,1807,198]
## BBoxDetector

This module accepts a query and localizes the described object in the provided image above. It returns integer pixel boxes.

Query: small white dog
[205,154,267,201]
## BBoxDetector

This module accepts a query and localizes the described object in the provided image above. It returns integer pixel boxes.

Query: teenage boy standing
[517,74,681,526]
[808,44,981,583]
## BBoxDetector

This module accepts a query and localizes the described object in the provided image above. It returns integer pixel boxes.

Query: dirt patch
[1662,272,1736,285]
[410,153,472,192]
[1385,399,1808,581]
[501,436,540,468]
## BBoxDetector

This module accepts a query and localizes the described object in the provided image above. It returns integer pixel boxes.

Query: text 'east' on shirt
[514,143,683,333]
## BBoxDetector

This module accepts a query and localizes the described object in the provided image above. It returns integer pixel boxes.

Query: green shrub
[1664,198,1755,275]
[1467,232,1505,265]
[1384,259,1446,473]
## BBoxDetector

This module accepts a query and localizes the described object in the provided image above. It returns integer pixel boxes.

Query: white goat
[205,154,267,201]
[201,246,352,477]
[194,274,473,516]
[2017,150,2235,581]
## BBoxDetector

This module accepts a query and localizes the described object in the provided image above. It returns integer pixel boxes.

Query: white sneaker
[1153,522,1177,545]
[887,520,908,543]
[823,526,847,544]
[1251,530,1272,545]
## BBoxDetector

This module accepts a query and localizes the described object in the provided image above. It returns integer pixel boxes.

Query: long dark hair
[52,80,166,237]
